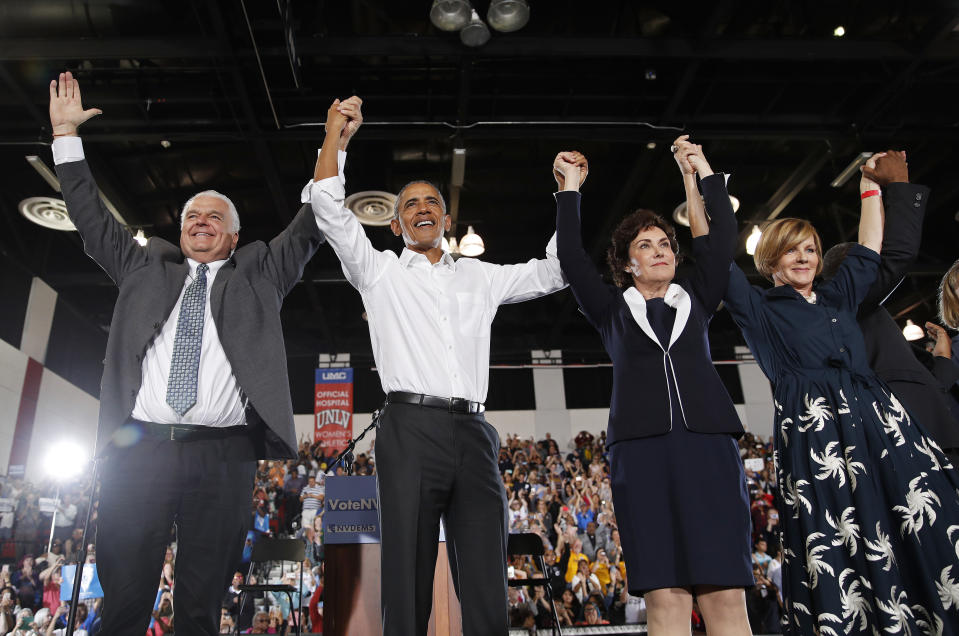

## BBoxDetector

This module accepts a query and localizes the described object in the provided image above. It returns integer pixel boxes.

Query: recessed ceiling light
[19,197,75,231]
[345,191,397,226]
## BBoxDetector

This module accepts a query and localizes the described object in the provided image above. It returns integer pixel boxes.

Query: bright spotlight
[745,225,762,256]
[45,440,88,480]
[833,25,845,37]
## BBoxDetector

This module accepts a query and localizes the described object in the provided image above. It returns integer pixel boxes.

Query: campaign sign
[322,476,379,544]
[315,368,354,452]
[60,564,104,600]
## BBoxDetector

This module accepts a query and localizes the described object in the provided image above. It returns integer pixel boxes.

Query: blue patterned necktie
[166,263,209,415]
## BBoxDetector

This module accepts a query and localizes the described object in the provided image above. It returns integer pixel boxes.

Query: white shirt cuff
[52,136,85,165]
[300,149,348,203]
[303,176,346,205]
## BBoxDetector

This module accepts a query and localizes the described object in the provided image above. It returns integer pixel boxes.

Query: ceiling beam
[0,37,229,61]
[4,35,958,63]
[289,36,958,62]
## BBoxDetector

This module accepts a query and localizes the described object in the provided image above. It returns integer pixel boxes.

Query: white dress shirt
[53,137,247,427]
[304,151,567,403]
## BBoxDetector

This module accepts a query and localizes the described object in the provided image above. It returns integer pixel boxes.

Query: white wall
[24,368,99,481]
[0,339,29,475]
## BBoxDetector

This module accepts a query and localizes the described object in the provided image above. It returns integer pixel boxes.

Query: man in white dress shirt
[48,72,323,635]
[306,98,567,635]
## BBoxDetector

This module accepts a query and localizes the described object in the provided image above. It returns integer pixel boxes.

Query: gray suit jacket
[56,159,324,459]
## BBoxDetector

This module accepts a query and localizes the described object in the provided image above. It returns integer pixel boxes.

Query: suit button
[831,318,837,323]
[153,322,161,329]
[839,347,846,353]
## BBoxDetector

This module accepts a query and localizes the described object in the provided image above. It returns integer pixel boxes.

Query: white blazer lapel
[622,287,663,350]
[664,284,691,349]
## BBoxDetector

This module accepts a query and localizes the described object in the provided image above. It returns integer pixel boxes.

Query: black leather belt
[133,420,248,442]
[386,391,485,414]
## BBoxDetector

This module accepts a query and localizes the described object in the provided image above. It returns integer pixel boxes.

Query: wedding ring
[669,144,678,153]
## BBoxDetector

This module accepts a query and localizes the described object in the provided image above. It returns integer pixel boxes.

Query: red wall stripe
[8,357,43,474]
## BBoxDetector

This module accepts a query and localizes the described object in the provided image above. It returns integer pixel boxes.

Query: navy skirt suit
[555,174,753,594]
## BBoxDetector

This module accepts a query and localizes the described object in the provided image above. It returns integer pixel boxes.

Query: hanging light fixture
[745,225,762,256]
[487,0,529,32]
[460,9,491,47]
[459,226,485,257]
[430,0,472,32]
[902,319,924,341]
[443,236,460,254]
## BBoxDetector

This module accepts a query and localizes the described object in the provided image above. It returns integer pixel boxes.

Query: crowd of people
[1,426,786,634]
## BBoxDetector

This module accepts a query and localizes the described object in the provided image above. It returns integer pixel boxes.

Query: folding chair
[507,532,563,635]
[236,537,306,636]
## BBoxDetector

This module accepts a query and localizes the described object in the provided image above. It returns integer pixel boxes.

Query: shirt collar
[399,248,456,270]
[186,257,228,276]
[765,282,815,301]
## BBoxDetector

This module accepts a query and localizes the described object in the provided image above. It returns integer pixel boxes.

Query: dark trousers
[97,426,257,636]
[375,403,508,636]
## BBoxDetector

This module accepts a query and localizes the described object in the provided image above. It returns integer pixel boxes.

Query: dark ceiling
[1,0,958,371]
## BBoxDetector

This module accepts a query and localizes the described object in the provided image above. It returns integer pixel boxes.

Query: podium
[322,476,462,635]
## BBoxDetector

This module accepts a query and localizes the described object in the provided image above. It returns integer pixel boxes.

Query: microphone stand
[329,410,379,476]
[66,459,99,636]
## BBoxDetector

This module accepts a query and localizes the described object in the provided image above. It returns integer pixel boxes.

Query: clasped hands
[326,96,364,150]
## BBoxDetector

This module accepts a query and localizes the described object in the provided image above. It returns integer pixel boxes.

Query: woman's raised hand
[671,135,713,177]
[553,151,589,191]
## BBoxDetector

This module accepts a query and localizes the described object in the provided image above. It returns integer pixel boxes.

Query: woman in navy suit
[554,139,753,635]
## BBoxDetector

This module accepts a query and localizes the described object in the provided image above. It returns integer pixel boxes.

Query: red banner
[314,368,354,453]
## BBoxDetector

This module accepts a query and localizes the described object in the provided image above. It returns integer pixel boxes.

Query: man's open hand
[49,71,102,136]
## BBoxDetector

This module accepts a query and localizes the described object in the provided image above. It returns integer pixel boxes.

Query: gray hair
[181,190,241,233]
[393,180,447,219]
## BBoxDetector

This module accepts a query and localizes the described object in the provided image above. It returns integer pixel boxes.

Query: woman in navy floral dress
[722,153,959,634]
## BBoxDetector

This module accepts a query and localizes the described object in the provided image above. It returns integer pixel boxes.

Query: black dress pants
[97,426,257,636]
[375,403,508,636]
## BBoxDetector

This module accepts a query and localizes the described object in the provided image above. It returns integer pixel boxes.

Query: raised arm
[672,139,736,311]
[858,150,929,310]
[50,72,147,285]
[670,135,714,239]
[858,153,885,254]
[554,152,617,328]
[308,97,387,292]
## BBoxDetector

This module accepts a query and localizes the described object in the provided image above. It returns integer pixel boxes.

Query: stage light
[44,440,88,481]
[746,226,762,256]
[459,226,485,257]
[833,25,846,37]
[487,0,529,32]
[134,229,148,246]
[460,9,491,47]
[430,0,471,32]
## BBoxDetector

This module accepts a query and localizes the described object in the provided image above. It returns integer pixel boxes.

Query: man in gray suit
[48,71,328,635]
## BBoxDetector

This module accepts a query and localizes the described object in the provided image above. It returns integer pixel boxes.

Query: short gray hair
[393,180,447,220]
[181,190,241,233]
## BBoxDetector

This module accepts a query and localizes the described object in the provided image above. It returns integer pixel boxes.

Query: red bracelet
[860,189,880,199]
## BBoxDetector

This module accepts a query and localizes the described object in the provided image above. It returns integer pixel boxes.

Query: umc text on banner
[315,367,354,452]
